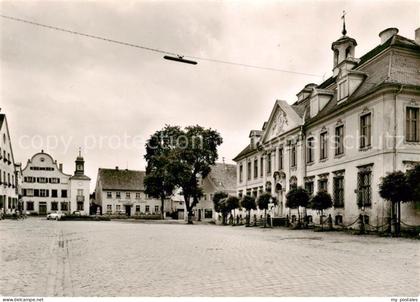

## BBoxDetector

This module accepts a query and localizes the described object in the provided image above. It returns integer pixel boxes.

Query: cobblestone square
[0,218,419,297]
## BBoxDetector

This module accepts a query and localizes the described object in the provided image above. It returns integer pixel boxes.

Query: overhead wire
[0,13,323,78]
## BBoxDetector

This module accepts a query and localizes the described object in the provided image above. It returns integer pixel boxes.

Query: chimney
[379,27,398,45]
[59,163,63,172]
[415,28,420,45]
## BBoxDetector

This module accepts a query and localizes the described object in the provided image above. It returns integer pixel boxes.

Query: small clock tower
[74,148,85,176]
[70,148,91,215]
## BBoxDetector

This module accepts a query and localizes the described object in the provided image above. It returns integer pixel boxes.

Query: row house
[0,112,19,214]
[233,26,420,227]
[192,162,237,221]
[21,150,91,215]
[95,167,162,216]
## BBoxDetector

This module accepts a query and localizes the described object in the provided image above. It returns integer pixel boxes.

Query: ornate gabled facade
[21,150,91,215]
[233,27,420,227]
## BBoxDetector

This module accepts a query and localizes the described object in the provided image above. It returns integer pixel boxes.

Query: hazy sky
[1,0,419,190]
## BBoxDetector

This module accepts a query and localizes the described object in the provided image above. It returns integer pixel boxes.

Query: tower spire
[78,147,81,157]
[341,10,347,36]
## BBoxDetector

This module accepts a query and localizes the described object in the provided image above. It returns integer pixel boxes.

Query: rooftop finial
[341,10,347,36]
[78,147,81,157]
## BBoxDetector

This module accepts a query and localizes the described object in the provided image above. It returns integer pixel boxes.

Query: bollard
[328,214,333,230]
[358,214,365,235]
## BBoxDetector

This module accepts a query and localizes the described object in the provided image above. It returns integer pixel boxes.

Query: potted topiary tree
[309,191,333,231]
[406,164,420,203]
[257,193,276,228]
[240,195,257,227]
[225,196,240,225]
[285,186,310,228]
[212,191,228,223]
[218,198,229,225]
[379,171,413,236]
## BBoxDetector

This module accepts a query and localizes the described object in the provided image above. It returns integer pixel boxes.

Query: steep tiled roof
[98,168,145,191]
[358,34,420,66]
[232,144,255,162]
[207,163,236,192]
[234,32,420,158]
[291,102,307,118]
[317,76,337,89]
[306,34,420,125]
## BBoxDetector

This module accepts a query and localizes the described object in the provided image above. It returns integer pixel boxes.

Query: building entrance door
[125,205,131,216]
[39,202,47,215]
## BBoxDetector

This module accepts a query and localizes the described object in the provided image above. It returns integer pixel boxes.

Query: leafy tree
[162,125,223,224]
[406,164,420,202]
[213,191,228,214]
[309,191,332,230]
[225,195,240,224]
[144,172,174,219]
[241,195,256,226]
[257,193,276,227]
[286,186,310,225]
[379,171,413,235]
[144,126,180,219]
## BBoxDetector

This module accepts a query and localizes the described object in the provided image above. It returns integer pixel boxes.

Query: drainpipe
[393,84,403,171]
[300,125,308,225]
[391,84,403,235]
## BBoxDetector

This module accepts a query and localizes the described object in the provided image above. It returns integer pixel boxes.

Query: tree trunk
[390,201,396,235]
[233,209,236,225]
[160,196,165,220]
[320,210,324,231]
[397,201,401,236]
[297,208,301,226]
[246,210,250,227]
[187,209,193,224]
[184,196,193,224]
[264,209,267,228]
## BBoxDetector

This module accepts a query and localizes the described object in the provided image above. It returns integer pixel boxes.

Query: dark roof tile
[207,163,237,192]
[232,144,255,161]
[98,168,145,191]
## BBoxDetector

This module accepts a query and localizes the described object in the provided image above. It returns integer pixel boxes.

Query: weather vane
[341,10,347,36]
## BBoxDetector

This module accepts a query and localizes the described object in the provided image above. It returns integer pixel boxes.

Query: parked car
[72,211,82,216]
[46,211,65,220]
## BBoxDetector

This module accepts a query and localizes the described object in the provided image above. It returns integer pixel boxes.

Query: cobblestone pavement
[1,218,419,297]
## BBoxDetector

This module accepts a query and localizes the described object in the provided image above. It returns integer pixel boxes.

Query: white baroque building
[0,113,19,214]
[233,27,420,227]
[21,150,91,215]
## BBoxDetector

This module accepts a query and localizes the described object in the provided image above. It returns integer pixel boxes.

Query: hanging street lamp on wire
[163,55,197,65]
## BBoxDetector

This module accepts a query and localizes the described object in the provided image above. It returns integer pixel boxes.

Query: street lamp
[163,55,198,65]
[268,197,275,228]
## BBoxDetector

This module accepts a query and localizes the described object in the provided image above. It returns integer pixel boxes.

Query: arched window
[334,49,339,66]
[345,46,352,58]
[265,181,272,193]
[289,176,297,190]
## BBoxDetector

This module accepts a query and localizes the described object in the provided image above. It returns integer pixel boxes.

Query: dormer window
[338,79,349,101]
